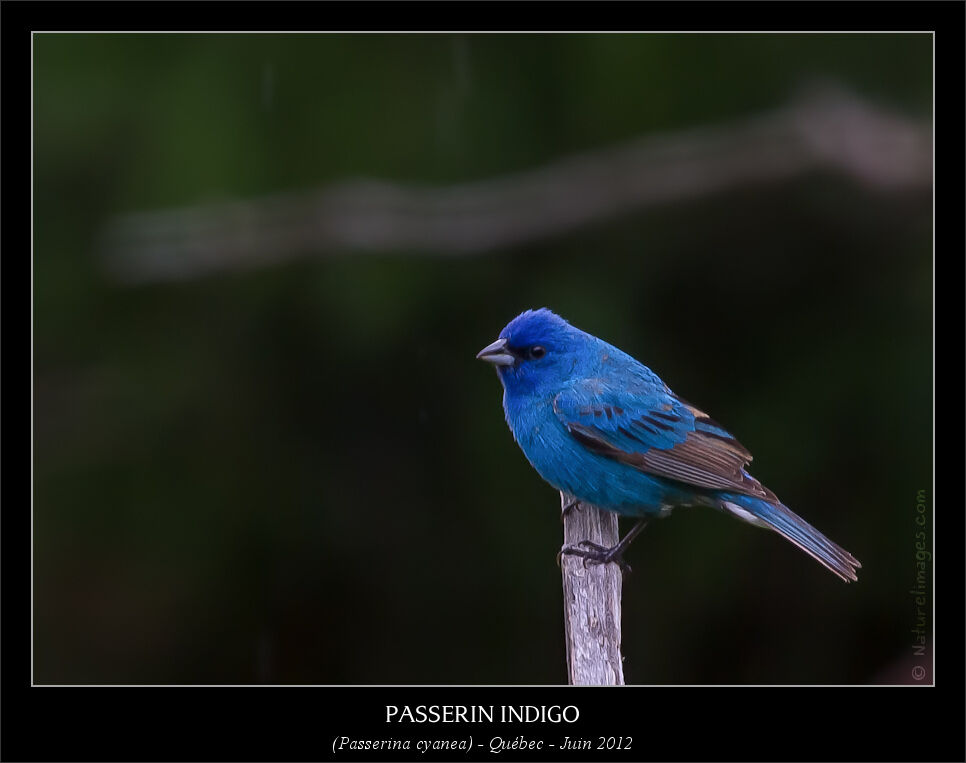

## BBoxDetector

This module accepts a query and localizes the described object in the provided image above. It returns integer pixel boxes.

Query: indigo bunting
[477,308,860,582]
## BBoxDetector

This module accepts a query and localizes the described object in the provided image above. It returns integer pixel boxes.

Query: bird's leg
[560,497,581,522]
[559,518,649,573]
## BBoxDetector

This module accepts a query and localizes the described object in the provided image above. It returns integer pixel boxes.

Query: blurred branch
[101,85,931,284]
[559,492,624,685]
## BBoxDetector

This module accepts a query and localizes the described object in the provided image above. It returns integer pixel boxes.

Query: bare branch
[100,86,930,284]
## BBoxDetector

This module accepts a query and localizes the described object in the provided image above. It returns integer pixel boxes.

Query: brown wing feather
[641,433,778,501]
[566,421,777,501]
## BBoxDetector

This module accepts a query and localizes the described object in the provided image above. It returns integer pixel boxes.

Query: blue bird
[477,308,860,582]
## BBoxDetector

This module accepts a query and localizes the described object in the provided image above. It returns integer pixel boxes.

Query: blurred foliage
[33,33,931,684]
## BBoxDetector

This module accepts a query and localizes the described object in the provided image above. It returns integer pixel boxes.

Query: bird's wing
[552,380,777,501]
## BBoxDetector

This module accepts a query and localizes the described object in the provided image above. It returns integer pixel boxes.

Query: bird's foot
[558,540,632,574]
[560,498,581,523]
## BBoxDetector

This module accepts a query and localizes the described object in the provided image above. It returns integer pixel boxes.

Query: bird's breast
[504,395,556,445]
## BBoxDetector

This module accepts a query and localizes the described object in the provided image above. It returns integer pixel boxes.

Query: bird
[476,308,861,582]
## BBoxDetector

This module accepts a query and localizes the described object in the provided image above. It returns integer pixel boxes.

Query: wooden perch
[559,491,625,685]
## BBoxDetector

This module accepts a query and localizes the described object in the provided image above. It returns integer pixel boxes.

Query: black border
[7,2,964,761]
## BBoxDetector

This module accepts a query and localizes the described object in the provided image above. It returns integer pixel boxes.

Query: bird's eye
[529,346,546,360]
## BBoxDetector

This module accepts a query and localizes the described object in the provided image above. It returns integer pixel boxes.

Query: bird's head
[476,308,583,394]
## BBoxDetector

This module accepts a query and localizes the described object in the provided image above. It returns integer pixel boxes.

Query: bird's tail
[719,493,861,583]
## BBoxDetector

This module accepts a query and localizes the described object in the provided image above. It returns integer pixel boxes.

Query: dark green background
[33,33,932,684]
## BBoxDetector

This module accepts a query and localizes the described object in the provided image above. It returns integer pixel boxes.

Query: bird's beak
[476,337,515,367]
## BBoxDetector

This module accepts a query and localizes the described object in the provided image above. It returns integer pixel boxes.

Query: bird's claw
[560,498,581,522]
[558,542,632,574]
